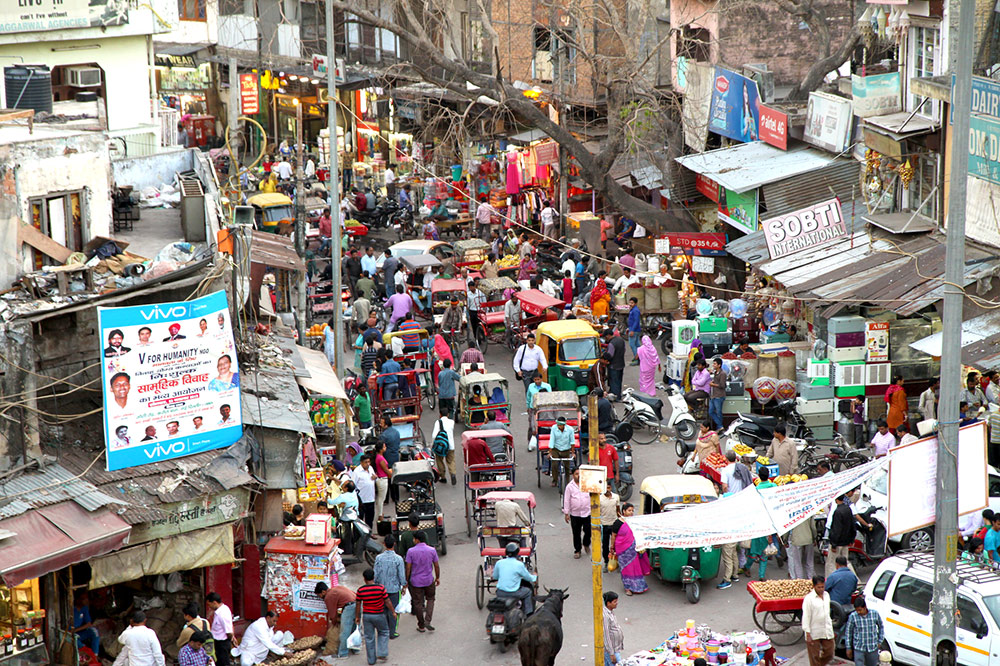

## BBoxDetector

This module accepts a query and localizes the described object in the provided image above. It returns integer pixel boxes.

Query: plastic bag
[527,436,537,452]
[608,554,618,572]
[764,543,778,557]
[395,590,412,614]
[346,627,363,651]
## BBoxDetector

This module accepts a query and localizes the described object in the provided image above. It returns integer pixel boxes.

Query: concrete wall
[157,0,220,45]
[112,149,194,191]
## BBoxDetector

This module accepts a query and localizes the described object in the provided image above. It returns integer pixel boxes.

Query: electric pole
[932,0,974,663]
[295,101,307,343]
[587,392,604,666]
[325,1,343,369]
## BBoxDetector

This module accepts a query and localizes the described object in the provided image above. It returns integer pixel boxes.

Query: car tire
[900,528,934,551]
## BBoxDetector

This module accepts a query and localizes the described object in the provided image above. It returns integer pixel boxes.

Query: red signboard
[758,103,788,150]
[239,73,259,115]
[695,173,720,202]
[665,232,728,256]
[534,141,558,165]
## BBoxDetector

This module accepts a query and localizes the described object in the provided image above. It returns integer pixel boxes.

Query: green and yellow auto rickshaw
[535,319,601,396]
[639,474,721,604]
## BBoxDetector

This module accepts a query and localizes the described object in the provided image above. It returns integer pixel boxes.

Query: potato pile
[256,648,316,666]
[752,579,813,600]
[286,636,322,650]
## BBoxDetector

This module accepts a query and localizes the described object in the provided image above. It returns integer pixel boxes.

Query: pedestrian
[614,503,650,595]
[354,386,372,430]
[844,597,884,666]
[381,250,399,300]
[720,450,753,494]
[492,542,538,613]
[708,358,727,432]
[351,454,378,528]
[636,335,661,395]
[344,248,363,295]
[604,330,626,400]
[626,298,641,364]
[177,631,212,666]
[599,484,621,572]
[598,433,619,490]
[851,396,866,447]
[786,516,817,582]
[120,611,166,666]
[316,582,356,658]
[716,539,740,590]
[476,199,495,241]
[430,412,457,485]
[541,201,558,238]
[395,513,421,557]
[802,575,835,666]
[826,495,857,576]
[766,424,796,476]
[694,420,721,464]
[894,423,918,448]
[513,333,548,395]
[373,441,391,523]
[869,419,894,458]
[825,556,858,605]
[405,531,440,633]
[206,593,236,666]
[984,513,1000,564]
[563,468,591,559]
[176,603,213,656]
[373,534,407,640]
[603,592,625,666]
[745,467,777,581]
[919,378,939,422]
[356,568,394,664]
[885,375,908,432]
[466,278,486,343]
[436,358,460,418]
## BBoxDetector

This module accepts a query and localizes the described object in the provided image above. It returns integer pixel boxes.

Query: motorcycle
[392,205,416,241]
[645,316,673,355]
[335,506,384,566]
[485,586,529,653]
[616,387,664,445]
[658,384,699,457]
[722,399,814,452]
[798,435,871,474]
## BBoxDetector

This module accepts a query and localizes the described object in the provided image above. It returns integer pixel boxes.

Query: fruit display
[703,452,728,468]
[750,579,813,600]
[497,254,520,269]
[287,636,322,650]
[756,456,770,465]
[306,323,329,338]
[732,443,755,457]
[772,474,809,485]
[257,648,316,666]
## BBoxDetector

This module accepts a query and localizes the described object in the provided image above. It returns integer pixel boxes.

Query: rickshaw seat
[536,435,581,451]
[388,414,420,424]
[481,311,505,325]
[469,479,513,491]
[480,547,533,557]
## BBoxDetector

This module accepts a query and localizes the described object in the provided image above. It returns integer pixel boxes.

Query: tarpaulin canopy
[627,459,882,551]
[88,523,235,589]
[296,346,349,400]
[0,503,131,586]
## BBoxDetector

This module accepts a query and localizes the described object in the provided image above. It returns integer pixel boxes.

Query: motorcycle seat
[830,447,844,456]
[631,391,664,420]
[487,596,520,612]
[738,412,778,427]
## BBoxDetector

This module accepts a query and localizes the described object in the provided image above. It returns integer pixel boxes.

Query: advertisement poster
[1,0,128,34]
[695,173,720,202]
[761,198,846,259]
[708,67,761,143]
[758,104,788,150]
[99,291,243,471]
[865,321,889,362]
[804,92,854,154]
[851,72,901,118]
[718,187,758,234]
[291,581,329,614]
[665,232,728,256]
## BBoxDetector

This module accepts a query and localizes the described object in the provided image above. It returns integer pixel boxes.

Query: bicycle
[551,453,574,498]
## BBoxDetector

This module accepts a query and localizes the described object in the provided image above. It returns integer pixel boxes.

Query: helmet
[505,542,519,557]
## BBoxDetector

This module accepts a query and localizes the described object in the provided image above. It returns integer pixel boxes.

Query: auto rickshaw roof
[454,238,490,252]
[382,328,430,344]
[431,278,467,294]
[536,319,599,340]
[390,240,450,252]
[531,390,580,409]
[459,371,507,386]
[461,429,512,444]
[390,458,435,483]
[480,490,536,508]
[479,276,518,294]
[518,289,565,315]
[247,193,294,207]
[639,475,719,504]
[400,253,444,270]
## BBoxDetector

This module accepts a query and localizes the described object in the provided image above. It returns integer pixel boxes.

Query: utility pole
[326,0,343,372]
[228,57,239,185]
[587,393,604,666]
[294,101,307,343]
[932,0,974,663]
[556,32,568,239]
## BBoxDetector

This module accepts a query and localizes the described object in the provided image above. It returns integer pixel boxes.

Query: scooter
[645,316,673,355]
[617,387,664,446]
[660,384,699,457]
[335,506,384,567]
[723,399,814,452]
[485,586,529,653]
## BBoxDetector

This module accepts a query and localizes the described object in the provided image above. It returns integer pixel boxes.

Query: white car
[858,462,1000,551]
[865,552,1000,665]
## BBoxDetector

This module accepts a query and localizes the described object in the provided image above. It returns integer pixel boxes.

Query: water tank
[4,65,53,113]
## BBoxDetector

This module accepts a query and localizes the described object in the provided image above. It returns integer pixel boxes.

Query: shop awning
[864,111,938,137]
[88,524,235,589]
[862,211,937,234]
[296,345,349,400]
[0,503,131,586]
[675,142,838,194]
[908,311,1000,367]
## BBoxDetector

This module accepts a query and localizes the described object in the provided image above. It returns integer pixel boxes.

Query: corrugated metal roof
[761,160,861,219]
[251,232,305,273]
[909,311,1000,357]
[0,464,124,519]
[241,369,314,433]
[676,142,838,194]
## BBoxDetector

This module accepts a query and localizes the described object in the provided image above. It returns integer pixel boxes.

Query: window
[677,26,710,63]
[891,574,933,615]
[907,25,940,119]
[558,338,600,362]
[179,0,206,21]
[957,596,989,636]
[532,27,553,82]
[871,570,895,600]
[905,153,938,219]
[29,191,85,269]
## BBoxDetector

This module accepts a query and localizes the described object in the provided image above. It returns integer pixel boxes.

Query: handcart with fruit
[699,451,730,484]
[747,579,814,646]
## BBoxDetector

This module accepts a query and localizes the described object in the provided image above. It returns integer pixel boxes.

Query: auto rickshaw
[535,319,601,396]
[247,193,294,233]
[639,474,721,604]
[390,458,447,554]
[457,371,510,427]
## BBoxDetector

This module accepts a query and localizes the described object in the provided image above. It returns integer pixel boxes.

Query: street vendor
[504,293,522,330]
[480,253,499,279]
[235,612,287,666]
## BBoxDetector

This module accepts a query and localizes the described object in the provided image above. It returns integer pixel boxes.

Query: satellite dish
[695,299,713,316]
[812,339,828,360]
[711,299,730,317]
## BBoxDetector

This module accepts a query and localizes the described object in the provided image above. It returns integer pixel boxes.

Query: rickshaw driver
[492,542,537,615]
[504,294,522,330]
[441,299,463,334]
[495,499,529,549]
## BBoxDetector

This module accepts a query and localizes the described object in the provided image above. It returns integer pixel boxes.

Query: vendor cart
[747,581,807,646]
[454,238,491,271]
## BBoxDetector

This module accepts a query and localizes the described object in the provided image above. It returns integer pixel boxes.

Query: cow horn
[542,585,549,594]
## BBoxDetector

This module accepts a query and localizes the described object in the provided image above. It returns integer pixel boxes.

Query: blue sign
[708,67,761,143]
[952,74,1000,124]
[969,114,1000,185]
[99,290,242,471]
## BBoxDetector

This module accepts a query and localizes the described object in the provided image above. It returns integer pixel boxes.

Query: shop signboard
[534,141,559,166]
[692,256,715,273]
[128,487,251,543]
[664,232,727,256]
[758,103,787,150]
[968,114,1000,185]
[851,72,901,118]
[310,54,345,83]
[887,422,987,537]
[865,321,890,362]
[239,74,259,115]
[803,92,853,153]
[695,173,720,202]
[761,197,846,260]
[717,187,758,234]
[1,0,129,34]
[99,290,243,471]
[708,67,761,143]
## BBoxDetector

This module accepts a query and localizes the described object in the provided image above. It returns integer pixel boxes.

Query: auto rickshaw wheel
[439,530,447,555]
[476,565,486,609]
[685,581,700,604]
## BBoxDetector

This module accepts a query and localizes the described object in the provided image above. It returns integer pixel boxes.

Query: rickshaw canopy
[462,429,513,445]
[640,474,719,508]
[531,390,580,410]
[382,328,430,345]
[431,278,467,295]
[518,289,565,316]
[400,253,444,272]
[247,193,294,207]
[391,458,435,484]
[478,276,518,295]
[458,371,508,388]
[479,490,537,509]
[536,319,599,341]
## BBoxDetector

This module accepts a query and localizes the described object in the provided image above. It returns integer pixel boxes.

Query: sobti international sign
[99,290,242,471]
[761,198,847,260]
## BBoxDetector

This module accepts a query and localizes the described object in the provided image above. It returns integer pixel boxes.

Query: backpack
[432,419,450,457]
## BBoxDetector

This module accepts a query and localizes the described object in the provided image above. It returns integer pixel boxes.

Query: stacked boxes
[796,397,836,440]
[828,316,866,397]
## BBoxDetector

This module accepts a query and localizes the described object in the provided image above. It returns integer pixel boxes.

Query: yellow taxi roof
[536,319,599,340]
[639,474,719,503]
[247,193,293,207]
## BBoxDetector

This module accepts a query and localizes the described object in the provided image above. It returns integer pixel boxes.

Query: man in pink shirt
[385,285,413,332]
[563,468,592,559]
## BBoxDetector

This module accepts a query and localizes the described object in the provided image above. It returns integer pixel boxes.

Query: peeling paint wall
[112,149,194,191]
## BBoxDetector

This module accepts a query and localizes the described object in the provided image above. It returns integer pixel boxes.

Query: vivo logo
[145,441,186,458]
[139,304,189,321]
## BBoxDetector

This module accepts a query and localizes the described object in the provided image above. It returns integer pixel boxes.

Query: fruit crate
[699,460,730,484]
[747,580,807,612]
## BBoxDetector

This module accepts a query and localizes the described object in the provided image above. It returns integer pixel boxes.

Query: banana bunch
[773,474,809,485]
[753,579,813,600]
[497,254,520,268]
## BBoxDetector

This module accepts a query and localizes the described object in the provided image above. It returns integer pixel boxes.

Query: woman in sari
[636,335,661,395]
[613,503,650,595]
[432,328,455,386]
[590,277,611,318]
[885,375,908,431]
[682,339,704,392]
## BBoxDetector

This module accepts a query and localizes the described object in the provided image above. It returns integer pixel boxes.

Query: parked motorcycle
[645,316,673,355]
[722,399,814,452]
[798,435,871,475]
[335,506,384,566]
[616,387,664,445]
[392,205,416,240]
[658,384,699,457]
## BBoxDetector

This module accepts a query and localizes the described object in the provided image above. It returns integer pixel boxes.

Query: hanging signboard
[310,54,346,83]
[129,488,251,544]
[692,256,715,273]
[758,104,788,150]
[695,173,720,202]
[708,67,761,143]
[664,232,728,256]
[99,290,243,471]
[1,0,129,34]
[851,72,901,118]
[865,321,890,362]
[804,92,853,154]
[534,141,559,166]
[718,187,758,234]
[968,114,1000,185]
[761,198,846,260]
[239,74,259,115]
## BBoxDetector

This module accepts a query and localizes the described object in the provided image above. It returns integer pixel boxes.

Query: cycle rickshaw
[457,371,511,427]
[461,429,516,536]
[529,390,582,493]
[474,491,538,610]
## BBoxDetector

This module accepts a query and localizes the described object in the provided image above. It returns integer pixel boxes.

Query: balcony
[218,14,258,51]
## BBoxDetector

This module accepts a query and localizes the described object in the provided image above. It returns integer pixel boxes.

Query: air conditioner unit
[673,320,697,348]
[66,66,102,87]
[834,362,865,387]
[866,362,892,386]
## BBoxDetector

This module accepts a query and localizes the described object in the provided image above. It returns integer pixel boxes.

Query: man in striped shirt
[356,569,395,664]
[396,316,422,352]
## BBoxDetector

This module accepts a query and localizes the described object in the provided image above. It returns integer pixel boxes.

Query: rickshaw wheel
[439,531,447,556]
[476,565,486,609]
[465,497,473,537]
[425,387,437,410]
[685,581,700,604]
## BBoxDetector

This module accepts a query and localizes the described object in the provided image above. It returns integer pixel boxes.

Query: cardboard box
[305,514,331,545]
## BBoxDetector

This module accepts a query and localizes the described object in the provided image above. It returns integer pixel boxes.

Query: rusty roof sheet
[251,231,305,273]
[0,463,124,519]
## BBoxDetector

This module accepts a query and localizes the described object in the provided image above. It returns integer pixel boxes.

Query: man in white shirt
[207,593,236,666]
[236,612,286,666]
[540,202,558,238]
[476,200,496,241]
[351,454,378,528]
[466,278,487,343]
[918,379,938,422]
[540,277,559,299]
[513,333,548,394]
[801,576,834,666]
[504,293,522,330]
[612,268,639,294]
[304,157,316,178]
[119,611,165,666]
[275,159,294,181]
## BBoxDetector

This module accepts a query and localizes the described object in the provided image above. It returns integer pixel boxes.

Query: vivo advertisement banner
[708,67,761,143]
[99,291,242,471]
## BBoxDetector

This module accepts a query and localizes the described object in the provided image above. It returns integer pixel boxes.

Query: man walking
[826,556,858,605]
[476,198,495,241]
[356,568,394,664]
[405,531,440,632]
[766,424,796,476]
[119,611,165,666]
[844,598,884,666]
[466,278,486,344]
[599,484,621,572]
[603,592,625,666]
[430,413,457,485]
[315,582,356,658]
[708,358,727,432]
[826,495,856,576]
[513,333,548,395]
[373,534,407,640]
[351,454,377,527]
[207,592,236,666]
[563,468,592,559]
[626,298,641,364]
[604,330,626,400]
[436,358,460,418]
[802,575,835,666]
[786,517,816,582]
[381,250,399,300]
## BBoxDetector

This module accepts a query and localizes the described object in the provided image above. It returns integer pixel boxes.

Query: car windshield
[559,337,599,362]
[263,205,293,222]
[868,470,888,496]
[981,594,1000,628]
